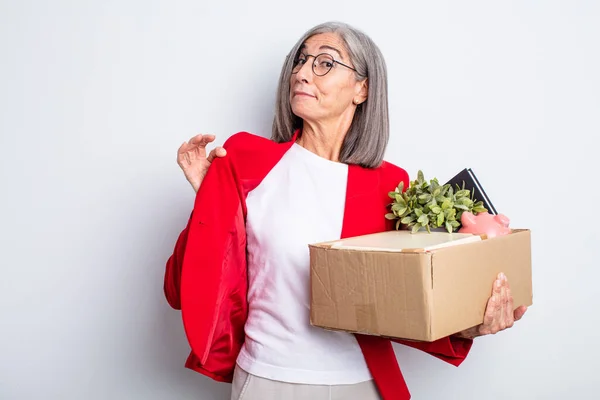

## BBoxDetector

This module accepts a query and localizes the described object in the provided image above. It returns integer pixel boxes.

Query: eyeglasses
[291,53,357,77]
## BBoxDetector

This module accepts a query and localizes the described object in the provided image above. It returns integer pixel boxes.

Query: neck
[296,113,354,162]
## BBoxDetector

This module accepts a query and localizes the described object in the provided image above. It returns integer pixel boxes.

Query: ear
[354,78,368,105]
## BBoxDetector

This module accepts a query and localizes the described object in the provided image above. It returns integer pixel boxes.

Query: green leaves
[392,203,407,216]
[436,212,444,226]
[386,170,489,233]
[401,215,415,224]
[472,201,487,213]
[418,193,432,204]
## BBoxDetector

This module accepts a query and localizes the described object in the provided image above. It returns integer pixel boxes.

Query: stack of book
[445,168,497,215]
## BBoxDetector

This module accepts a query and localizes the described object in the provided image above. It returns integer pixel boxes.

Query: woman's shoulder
[377,160,410,188]
[223,131,279,153]
[221,131,293,172]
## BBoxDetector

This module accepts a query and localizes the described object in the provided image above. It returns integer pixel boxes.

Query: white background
[1,1,598,399]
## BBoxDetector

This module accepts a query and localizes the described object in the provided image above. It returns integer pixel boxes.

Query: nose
[294,58,313,83]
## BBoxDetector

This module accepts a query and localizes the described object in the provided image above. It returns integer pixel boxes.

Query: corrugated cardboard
[309,229,532,342]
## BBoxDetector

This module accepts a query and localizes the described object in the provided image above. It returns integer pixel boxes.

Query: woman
[165,22,527,400]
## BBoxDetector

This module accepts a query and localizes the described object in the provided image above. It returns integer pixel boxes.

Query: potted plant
[385,170,488,233]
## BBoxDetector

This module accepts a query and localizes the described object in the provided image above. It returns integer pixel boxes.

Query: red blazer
[164,131,473,400]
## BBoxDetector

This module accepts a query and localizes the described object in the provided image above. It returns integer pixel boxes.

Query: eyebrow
[300,44,345,60]
[320,45,343,59]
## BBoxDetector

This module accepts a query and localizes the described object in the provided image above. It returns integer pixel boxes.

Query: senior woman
[164,22,527,400]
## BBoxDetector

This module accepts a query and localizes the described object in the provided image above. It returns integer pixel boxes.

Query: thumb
[207,147,227,163]
[513,305,528,321]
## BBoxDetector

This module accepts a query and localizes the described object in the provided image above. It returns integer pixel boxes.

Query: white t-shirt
[236,143,373,385]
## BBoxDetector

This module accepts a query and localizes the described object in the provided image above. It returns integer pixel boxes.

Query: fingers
[493,278,504,333]
[177,134,226,174]
[494,278,503,314]
[207,147,227,163]
[514,305,528,321]
[499,275,509,330]
[187,134,204,145]
[177,142,192,166]
[492,273,502,297]
[480,294,497,335]
[189,134,216,147]
[177,141,190,155]
[505,278,514,328]
[478,274,526,337]
[481,274,506,335]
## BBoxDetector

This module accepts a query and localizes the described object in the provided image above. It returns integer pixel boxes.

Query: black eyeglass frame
[291,53,357,77]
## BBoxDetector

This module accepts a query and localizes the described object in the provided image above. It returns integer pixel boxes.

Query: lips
[293,91,316,98]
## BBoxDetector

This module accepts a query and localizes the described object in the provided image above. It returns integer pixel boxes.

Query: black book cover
[445,168,498,215]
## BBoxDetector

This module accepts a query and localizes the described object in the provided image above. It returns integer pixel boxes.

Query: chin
[290,103,309,120]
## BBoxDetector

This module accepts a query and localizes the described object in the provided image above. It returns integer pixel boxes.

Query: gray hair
[271,21,389,168]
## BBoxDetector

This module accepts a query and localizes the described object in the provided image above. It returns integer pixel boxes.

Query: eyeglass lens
[292,54,336,76]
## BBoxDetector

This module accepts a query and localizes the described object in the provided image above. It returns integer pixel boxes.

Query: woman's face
[289,33,367,126]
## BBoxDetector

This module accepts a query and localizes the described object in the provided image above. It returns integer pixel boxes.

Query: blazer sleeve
[163,131,250,311]
[163,212,192,310]
[392,336,473,366]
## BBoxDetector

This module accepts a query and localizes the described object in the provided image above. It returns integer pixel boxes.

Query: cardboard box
[309,229,532,342]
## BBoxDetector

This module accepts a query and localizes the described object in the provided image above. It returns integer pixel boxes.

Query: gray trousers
[230,365,382,400]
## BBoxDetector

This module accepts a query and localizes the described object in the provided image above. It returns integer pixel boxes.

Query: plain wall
[1,1,598,399]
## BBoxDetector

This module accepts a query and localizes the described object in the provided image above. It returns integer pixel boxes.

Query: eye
[319,61,334,68]
[294,54,307,65]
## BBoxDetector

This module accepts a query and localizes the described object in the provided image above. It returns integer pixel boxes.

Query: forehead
[301,32,348,59]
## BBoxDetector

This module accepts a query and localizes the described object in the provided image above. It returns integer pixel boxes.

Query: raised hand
[177,134,226,193]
